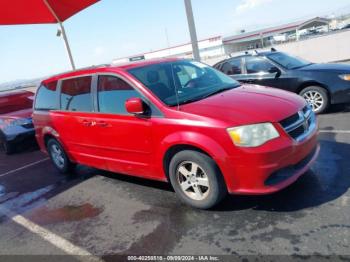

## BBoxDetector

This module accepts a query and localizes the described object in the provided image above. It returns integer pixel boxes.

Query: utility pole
[184,0,200,61]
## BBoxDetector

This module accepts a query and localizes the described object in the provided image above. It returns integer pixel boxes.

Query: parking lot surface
[0,105,350,260]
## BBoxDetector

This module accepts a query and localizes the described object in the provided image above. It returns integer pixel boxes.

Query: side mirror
[269,67,281,77]
[125,98,146,115]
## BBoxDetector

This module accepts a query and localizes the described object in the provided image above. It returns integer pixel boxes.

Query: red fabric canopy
[0,0,99,25]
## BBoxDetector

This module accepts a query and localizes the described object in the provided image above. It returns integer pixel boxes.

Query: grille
[279,105,316,142]
[22,123,34,129]
[289,125,305,140]
[280,113,300,129]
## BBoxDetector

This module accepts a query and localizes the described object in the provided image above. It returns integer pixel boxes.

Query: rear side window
[245,56,275,74]
[221,59,242,75]
[35,81,58,110]
[98,75,142,114]
[60,76,93,112]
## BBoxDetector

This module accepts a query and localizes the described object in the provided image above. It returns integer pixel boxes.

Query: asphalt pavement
[0,104,350,261]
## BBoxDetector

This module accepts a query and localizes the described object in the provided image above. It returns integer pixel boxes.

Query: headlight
[339,74,350,81]
[3,118,32,127]
[227,123,280,147]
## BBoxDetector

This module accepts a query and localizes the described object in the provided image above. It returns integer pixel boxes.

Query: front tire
[300,86,329,114]
[169,150,227,209]
[47,139,75,174]
[3,141,15,155]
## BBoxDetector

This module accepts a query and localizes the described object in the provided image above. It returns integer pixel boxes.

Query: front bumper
[330,80,350,104]
[0,125,35,145]
[222,126,319,195]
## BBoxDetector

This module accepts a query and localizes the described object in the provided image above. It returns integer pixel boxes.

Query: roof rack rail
[47,63,111,79]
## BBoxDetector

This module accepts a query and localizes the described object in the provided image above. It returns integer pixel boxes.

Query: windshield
[266,52,312,69]
[128,60,240,106]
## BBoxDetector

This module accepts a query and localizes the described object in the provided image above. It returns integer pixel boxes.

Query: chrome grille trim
[280,105,317,142]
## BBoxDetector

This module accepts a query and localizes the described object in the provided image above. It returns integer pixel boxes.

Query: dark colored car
[214,51,350,113]
[0,90,35,154]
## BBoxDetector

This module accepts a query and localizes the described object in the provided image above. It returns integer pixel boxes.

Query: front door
[241,56,293,90]
[87,74,155,178]
[219,57,246,82]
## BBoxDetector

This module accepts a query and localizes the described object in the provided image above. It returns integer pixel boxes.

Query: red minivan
[33,58,319,209]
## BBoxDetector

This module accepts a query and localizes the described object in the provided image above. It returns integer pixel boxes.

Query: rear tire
[300,86,329,114]
[169,150,227,209]
[47,139,75,174]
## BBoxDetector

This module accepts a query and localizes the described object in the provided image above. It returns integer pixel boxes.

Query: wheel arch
[162,143,229,195]
[297,81,330,98]
[43,133,56,147]
[160,132,229,186]
[163,144,212,181]
[41,128,75,162]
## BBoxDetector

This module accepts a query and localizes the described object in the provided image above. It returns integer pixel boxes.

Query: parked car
[342,24,350,30]
[33,58,319,209]
[0,90,35,154]
[214,50,350,114]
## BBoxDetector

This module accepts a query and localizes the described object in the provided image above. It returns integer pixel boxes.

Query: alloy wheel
[50,144,65,169]
[176,161,210,201]
[302,90,324,112]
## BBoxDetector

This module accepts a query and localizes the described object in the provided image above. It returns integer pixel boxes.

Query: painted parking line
[0,206,103,262]
[319,130,350,134]
[0,158,50,178]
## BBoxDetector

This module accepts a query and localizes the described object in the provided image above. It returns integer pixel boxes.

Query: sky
[1,0,350,84]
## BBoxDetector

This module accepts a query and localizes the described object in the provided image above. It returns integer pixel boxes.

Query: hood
[299,63,350,73]
[180,85,306,126]
[0,108,33,120]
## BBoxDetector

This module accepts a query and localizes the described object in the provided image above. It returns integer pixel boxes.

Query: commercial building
[112,16,350,66]
[223,17,330,54]
[112,36,224,64]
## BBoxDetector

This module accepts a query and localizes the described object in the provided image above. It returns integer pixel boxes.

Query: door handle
[81,119,92,126]
[97,121,111,128]
[81,119,97,127]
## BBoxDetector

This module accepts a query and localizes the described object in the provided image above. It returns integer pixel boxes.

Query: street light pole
[184,0,200,61]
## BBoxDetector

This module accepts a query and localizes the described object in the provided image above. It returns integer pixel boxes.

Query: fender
[155,131,229,180]
[40,126,76,162]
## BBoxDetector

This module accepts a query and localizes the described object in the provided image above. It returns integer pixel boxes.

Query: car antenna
[271,47,277,52]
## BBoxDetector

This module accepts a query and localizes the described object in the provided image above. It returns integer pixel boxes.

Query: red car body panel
[0,108,33,119]
[34,59,319,195]
[0,90,34,116]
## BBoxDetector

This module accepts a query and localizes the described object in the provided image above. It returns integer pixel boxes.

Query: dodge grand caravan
[33,58,319,209]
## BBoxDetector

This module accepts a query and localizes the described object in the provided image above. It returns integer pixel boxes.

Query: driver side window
[175,64,201,88]
[245,56,276,74]
[97,75,142,115]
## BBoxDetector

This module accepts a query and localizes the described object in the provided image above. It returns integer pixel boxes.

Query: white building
[223,17,330,54]
[112,36,224,64]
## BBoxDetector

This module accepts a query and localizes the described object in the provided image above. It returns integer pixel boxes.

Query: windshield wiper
[199,86,236,100]
[173,86,238,106]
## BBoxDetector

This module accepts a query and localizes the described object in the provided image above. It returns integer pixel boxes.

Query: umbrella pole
[58,22,76,70]
[43,0,76,70]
